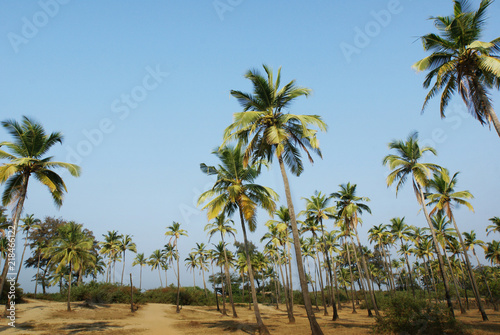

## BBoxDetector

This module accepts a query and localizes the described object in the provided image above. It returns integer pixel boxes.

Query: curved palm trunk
[449,213,488,320]
[278,156,323,335]
[417,187,455,318]
[175,240,181,313]
[0,175,28,300]
[15,235,29,283]
[221,235,238,318]
[238,208,270,335]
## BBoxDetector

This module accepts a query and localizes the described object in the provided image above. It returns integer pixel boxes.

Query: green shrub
[1,280,24,304]
[373,294,469,335]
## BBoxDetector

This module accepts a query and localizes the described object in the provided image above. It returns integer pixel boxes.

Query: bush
[373,294,469,335]
[1,280,24,304]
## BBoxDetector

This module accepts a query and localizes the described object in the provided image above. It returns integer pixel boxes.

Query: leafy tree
[413,0,500,138]
[223,65,327,335]
[0,116,80,297]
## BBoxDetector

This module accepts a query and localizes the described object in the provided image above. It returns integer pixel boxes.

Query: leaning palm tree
[16,214,41,283]
[426,168,488,320]
[118,234,137,286]
[198,145,277,334]
[165,221,188,313]
[383,132,455,317]
[132,253,147,290]
[222,65,327,335]
[0,116,81,297]
[45,221,95,311]
[413,0,500,138]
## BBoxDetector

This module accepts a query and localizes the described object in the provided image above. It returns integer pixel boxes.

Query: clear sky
[1,0,499,292]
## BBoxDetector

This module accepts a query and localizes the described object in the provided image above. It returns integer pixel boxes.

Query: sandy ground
[0,299,499,334]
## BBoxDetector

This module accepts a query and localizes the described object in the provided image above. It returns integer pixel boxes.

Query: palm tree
[383,132,455,317]
[0,116,81,297]
[118,234,137,286]
[413,0,500,138]
[185,253,198,287]
[368,224,396,292]
[205,214,238,317]
[486,217,500,236]
[45,222,95,311]
[484,241,500,265]
[132,253,147,290]
[192,243,209,298]
[99,230,122,283]
[16,214,41,283]
[223,65,327,335]
[198,145,277,334]
[163,243,176,285]
[299,191,339,320]
[332,183,379,316]
[426,168,488,320]
[165,221,188,313]
[148,249,164,288]
[389,217,416,296]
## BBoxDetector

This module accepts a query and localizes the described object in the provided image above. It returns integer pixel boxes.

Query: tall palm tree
[16,214,41,283]
[198,145,277,334]
[486,217,500,236]
[484,241,500,265]
[426,168,488,320]
[185,253,198,287]
[0,116,81,297]
[389,217,416,296]
[165,221,188,313]
[331,183,379,316]
[118,234,137,286]
[192,243,209,298]
[368,224,396,292]
[163,243,176,285]
[148,249,165,288]
[299,191,339,320]
[45,221,95,311]
[223,65,327,335]
[383,132,455,317]
[413,0,500,138]
[132,253,147,290]
[99,230,122,283]
[205,214,238,317]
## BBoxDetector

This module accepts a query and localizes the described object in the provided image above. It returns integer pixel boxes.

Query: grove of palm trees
[1,1,500,334]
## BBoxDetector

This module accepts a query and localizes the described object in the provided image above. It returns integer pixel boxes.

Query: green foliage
[0,281,24,304]
[373,294,469,335]
[140,286,209,306]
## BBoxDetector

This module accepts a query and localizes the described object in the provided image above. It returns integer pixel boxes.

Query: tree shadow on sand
[201,320,261,334]
[61,321,123,334]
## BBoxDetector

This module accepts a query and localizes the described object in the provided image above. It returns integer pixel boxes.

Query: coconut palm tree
[148,249,165,288]
[165,221,188,313]
[16,214,41,283]
[0,116,81,297]
[299,191,339,320]
[99,230,122,283]
[426,168,488,319]
[118,234,137,286]
[132,253,147,290]
[332,183,379,316]
[185,253,198,287]
[205,214,238,317]
[368,224,396,292]
[486,217,500,236]
[383,132,455,317]
[192,243,209,298]
[484,241,500,265]
[198,145,277,334]
[45,221,95,311]
[389,217,416,296]
[413,0,500,138]
[222,65,327,335]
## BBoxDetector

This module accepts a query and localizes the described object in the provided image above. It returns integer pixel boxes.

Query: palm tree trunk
[67,261,72,311]
[473,250,497,310]
[121,251,126,286]
[223,246,238,317]
[158,267,163,287]
[0,175,28,300]
[279,258,294,322]
[220,265,227,315]
[35,252,41,297]
[175,241,181,313]
[379,242,395,292]
[348,235,374,317]
[417,186,455,318]
[315,251,328,316]
[278,156,324,335]
[286,242,295,317]
[202,267,208,299]
[489,108,500,138]
[139,266,142,290]
[385,245,397,293]
[443,248,466,314]
[450,213,488,320]
[344,241,357,313]
[318,219,339,320]
[400,240,416,297]
[15,236,29,283]
[238,208,270,335]
[306,257,320,311]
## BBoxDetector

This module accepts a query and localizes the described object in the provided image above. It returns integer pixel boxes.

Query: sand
[0,299,499,334]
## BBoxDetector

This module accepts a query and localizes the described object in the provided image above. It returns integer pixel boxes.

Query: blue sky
[1,0,499,292]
